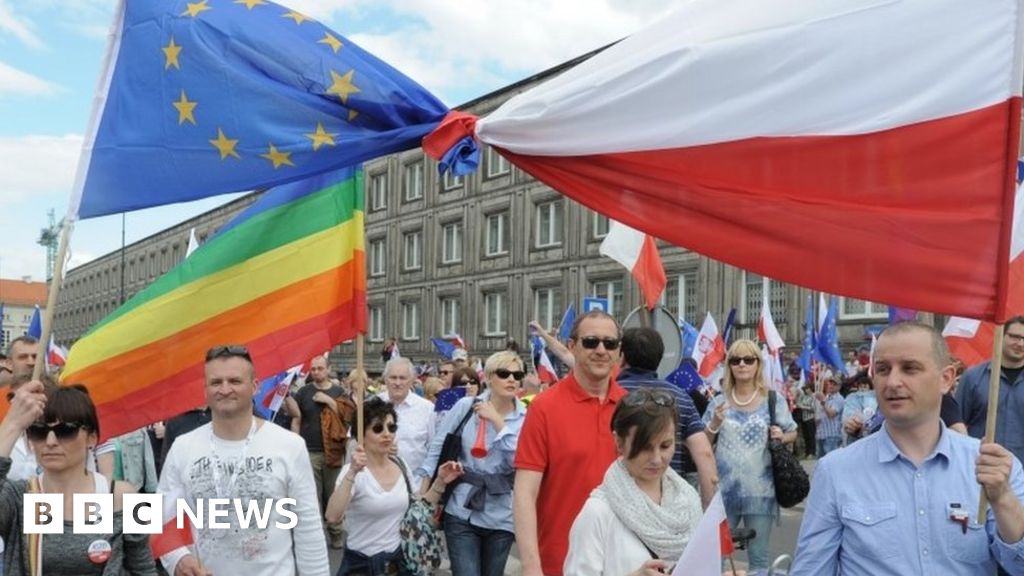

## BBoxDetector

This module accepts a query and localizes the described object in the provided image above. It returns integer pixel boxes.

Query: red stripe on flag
[150,518,193,559]
[634,234,667,309]
[719,518,735,556]
[502,100,1019,321]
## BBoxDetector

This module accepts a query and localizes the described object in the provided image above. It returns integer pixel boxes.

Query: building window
[442,170,463,191]
[590,279,625,319]
[369,238,386,277]
[403,230,422,271]
[370,173,388,212]
[742,272,787,323]
[369,306,384,342]
[535,200,563,248]
[840,297,888,319]
[486,147,510,178]
[664,271,699,324]
[593,213,610,239]
[484,292,506,336]
[441,221,463,264]
[403,161,424,202]
[440,297,460,336]
[534,287,562,331]
[401,301,419,340]
[485,212,509,256]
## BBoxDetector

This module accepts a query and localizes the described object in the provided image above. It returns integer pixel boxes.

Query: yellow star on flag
[318,33,343,53]
[172,90,198,125]
[327,69,360,104]
[209,128,241,160]
[304,122,338,151]
[234,0,266,9]
[282,10,310,24]
[162,37,182,70]
[348,110,359,122]
[260,143,295,169]
[182,0,212,18]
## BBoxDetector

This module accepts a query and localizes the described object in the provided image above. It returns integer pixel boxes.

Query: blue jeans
[337,546,410,576]
[728,513,774,571]
[817,437,841,458]
[443,513,515,576]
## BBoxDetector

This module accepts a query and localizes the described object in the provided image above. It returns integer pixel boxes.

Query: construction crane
[38,209,62,281]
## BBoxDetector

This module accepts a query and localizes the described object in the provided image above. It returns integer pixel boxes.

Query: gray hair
[383,356,415,378]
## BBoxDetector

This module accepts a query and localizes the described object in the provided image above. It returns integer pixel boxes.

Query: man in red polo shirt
[514,310,626,576]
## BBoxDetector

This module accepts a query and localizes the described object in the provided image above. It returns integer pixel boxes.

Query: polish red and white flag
[674,491,734,576]
[599,220,667,310]
[693,312,725,378]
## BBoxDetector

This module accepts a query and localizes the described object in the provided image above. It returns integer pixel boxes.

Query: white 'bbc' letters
[24,493,163,535]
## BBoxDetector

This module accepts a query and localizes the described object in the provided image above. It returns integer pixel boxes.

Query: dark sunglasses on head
[578,336,621,350]
[205,344,252,363]
[371,422,398,434]
[493,368,525,381]
[728,356,758,366]
[27,421,86,443]
[622,389,675,408]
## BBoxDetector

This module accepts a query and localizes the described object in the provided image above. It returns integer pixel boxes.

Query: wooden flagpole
[355,332,365,447]
[976,325,1005,523]
[31,219,74,382]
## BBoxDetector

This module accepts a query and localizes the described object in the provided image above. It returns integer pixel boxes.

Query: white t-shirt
[158,420,329,576]
[336,461,410,556]
[565,496,661,576]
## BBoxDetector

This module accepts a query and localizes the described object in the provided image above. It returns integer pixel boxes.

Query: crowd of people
[0,313,1023,575]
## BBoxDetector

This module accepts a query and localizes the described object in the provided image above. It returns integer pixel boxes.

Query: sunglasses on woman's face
[728,356,759,366]
[370,422,398,434]
[493,368,525,381]
[26,421,86,443]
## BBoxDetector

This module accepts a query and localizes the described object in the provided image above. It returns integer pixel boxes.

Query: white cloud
[0,134,82,207]
[0,0,44,49]
[0,60,58,96]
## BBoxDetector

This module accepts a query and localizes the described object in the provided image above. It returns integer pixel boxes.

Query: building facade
[56,55,927,372]
[0,278,48,349]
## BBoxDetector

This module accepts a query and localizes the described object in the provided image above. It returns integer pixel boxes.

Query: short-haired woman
[702,339,798,572]
[416,350,527,576]
[564,388,702,575]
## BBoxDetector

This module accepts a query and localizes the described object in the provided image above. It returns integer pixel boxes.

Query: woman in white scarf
[565,388,702,575]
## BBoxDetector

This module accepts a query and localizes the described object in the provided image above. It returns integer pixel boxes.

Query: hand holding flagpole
[977,327,1005,523]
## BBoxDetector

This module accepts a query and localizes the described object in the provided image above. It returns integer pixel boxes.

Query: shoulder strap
[768,390,778,427]
[453,399,477,435]
[390,456,414,501]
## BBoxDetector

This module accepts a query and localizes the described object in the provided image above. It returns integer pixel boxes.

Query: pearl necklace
[730,388,758,407]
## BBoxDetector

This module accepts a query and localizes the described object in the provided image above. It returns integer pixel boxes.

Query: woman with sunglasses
[327,397,460,575]
[564,388,701,575]
[0,380,157,575]
[415,351,527,576]
[702,339,797,573]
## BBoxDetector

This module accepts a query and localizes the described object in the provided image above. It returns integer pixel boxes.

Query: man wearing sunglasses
[515,310,628,576]
[158,345,329,576]
[616,327,717,509]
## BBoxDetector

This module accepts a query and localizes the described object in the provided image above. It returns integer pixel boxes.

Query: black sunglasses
[622,389,675,408]
[728,356,758,366]
[493,368,525,381]
[27,421,87,443]
[371,422,398,434]
[439,370,453,376]
[578,336,621,350]
[205,344,252,363]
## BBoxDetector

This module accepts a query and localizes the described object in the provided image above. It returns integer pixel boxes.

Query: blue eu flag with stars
[71,0,449,219]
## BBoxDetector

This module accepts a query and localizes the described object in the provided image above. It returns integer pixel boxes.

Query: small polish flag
[47,336,68,368]
[149,488,194,559]
[692,312,726,378]
[536,347,558,384]
[599,220,667,310]
[674,491,733,576]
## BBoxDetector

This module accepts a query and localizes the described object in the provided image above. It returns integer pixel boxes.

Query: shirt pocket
[944,520,990,564]
[841,502,900,559]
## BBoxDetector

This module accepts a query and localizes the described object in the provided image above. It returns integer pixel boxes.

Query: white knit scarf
[592,459,702,561]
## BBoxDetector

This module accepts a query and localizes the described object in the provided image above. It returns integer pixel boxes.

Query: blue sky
[0,0,671,282]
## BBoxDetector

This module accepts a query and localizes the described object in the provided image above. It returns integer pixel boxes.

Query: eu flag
[797,294,816,373]
[817,295,847,376]
[431,337,456,360]
[70,0,449,219]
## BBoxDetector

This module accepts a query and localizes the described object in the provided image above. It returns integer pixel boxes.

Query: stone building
[55,52,917,372]
[0,278,48,348]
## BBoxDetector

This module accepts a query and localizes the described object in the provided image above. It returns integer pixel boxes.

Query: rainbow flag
[62,167,365,440]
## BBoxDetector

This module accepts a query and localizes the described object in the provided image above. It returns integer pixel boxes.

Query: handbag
[393,457,446,576]
[432,400,477,507]
[767,391,810,508]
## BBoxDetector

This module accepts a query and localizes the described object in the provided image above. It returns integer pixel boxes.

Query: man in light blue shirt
[792,322,1024,575]
[841,370,877,445]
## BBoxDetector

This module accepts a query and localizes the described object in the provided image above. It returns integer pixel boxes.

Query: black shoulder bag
[767,390,809,508]
[431,400,476,507]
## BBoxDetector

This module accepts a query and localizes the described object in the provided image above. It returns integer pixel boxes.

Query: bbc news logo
[23,494,298,534]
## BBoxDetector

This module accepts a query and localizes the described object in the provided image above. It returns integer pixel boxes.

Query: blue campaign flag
[434,387,466,413]
[666,361,704,393]
[431,337,456,360]
[254,370,291,420]
[816,295,847,376]
[797,294,817,373]
[721,308,737,346]
[680,319,699,359]
[557,303,577,342]
[26,306,42,340]
[529,334,546,368]
[70,0,449,219]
